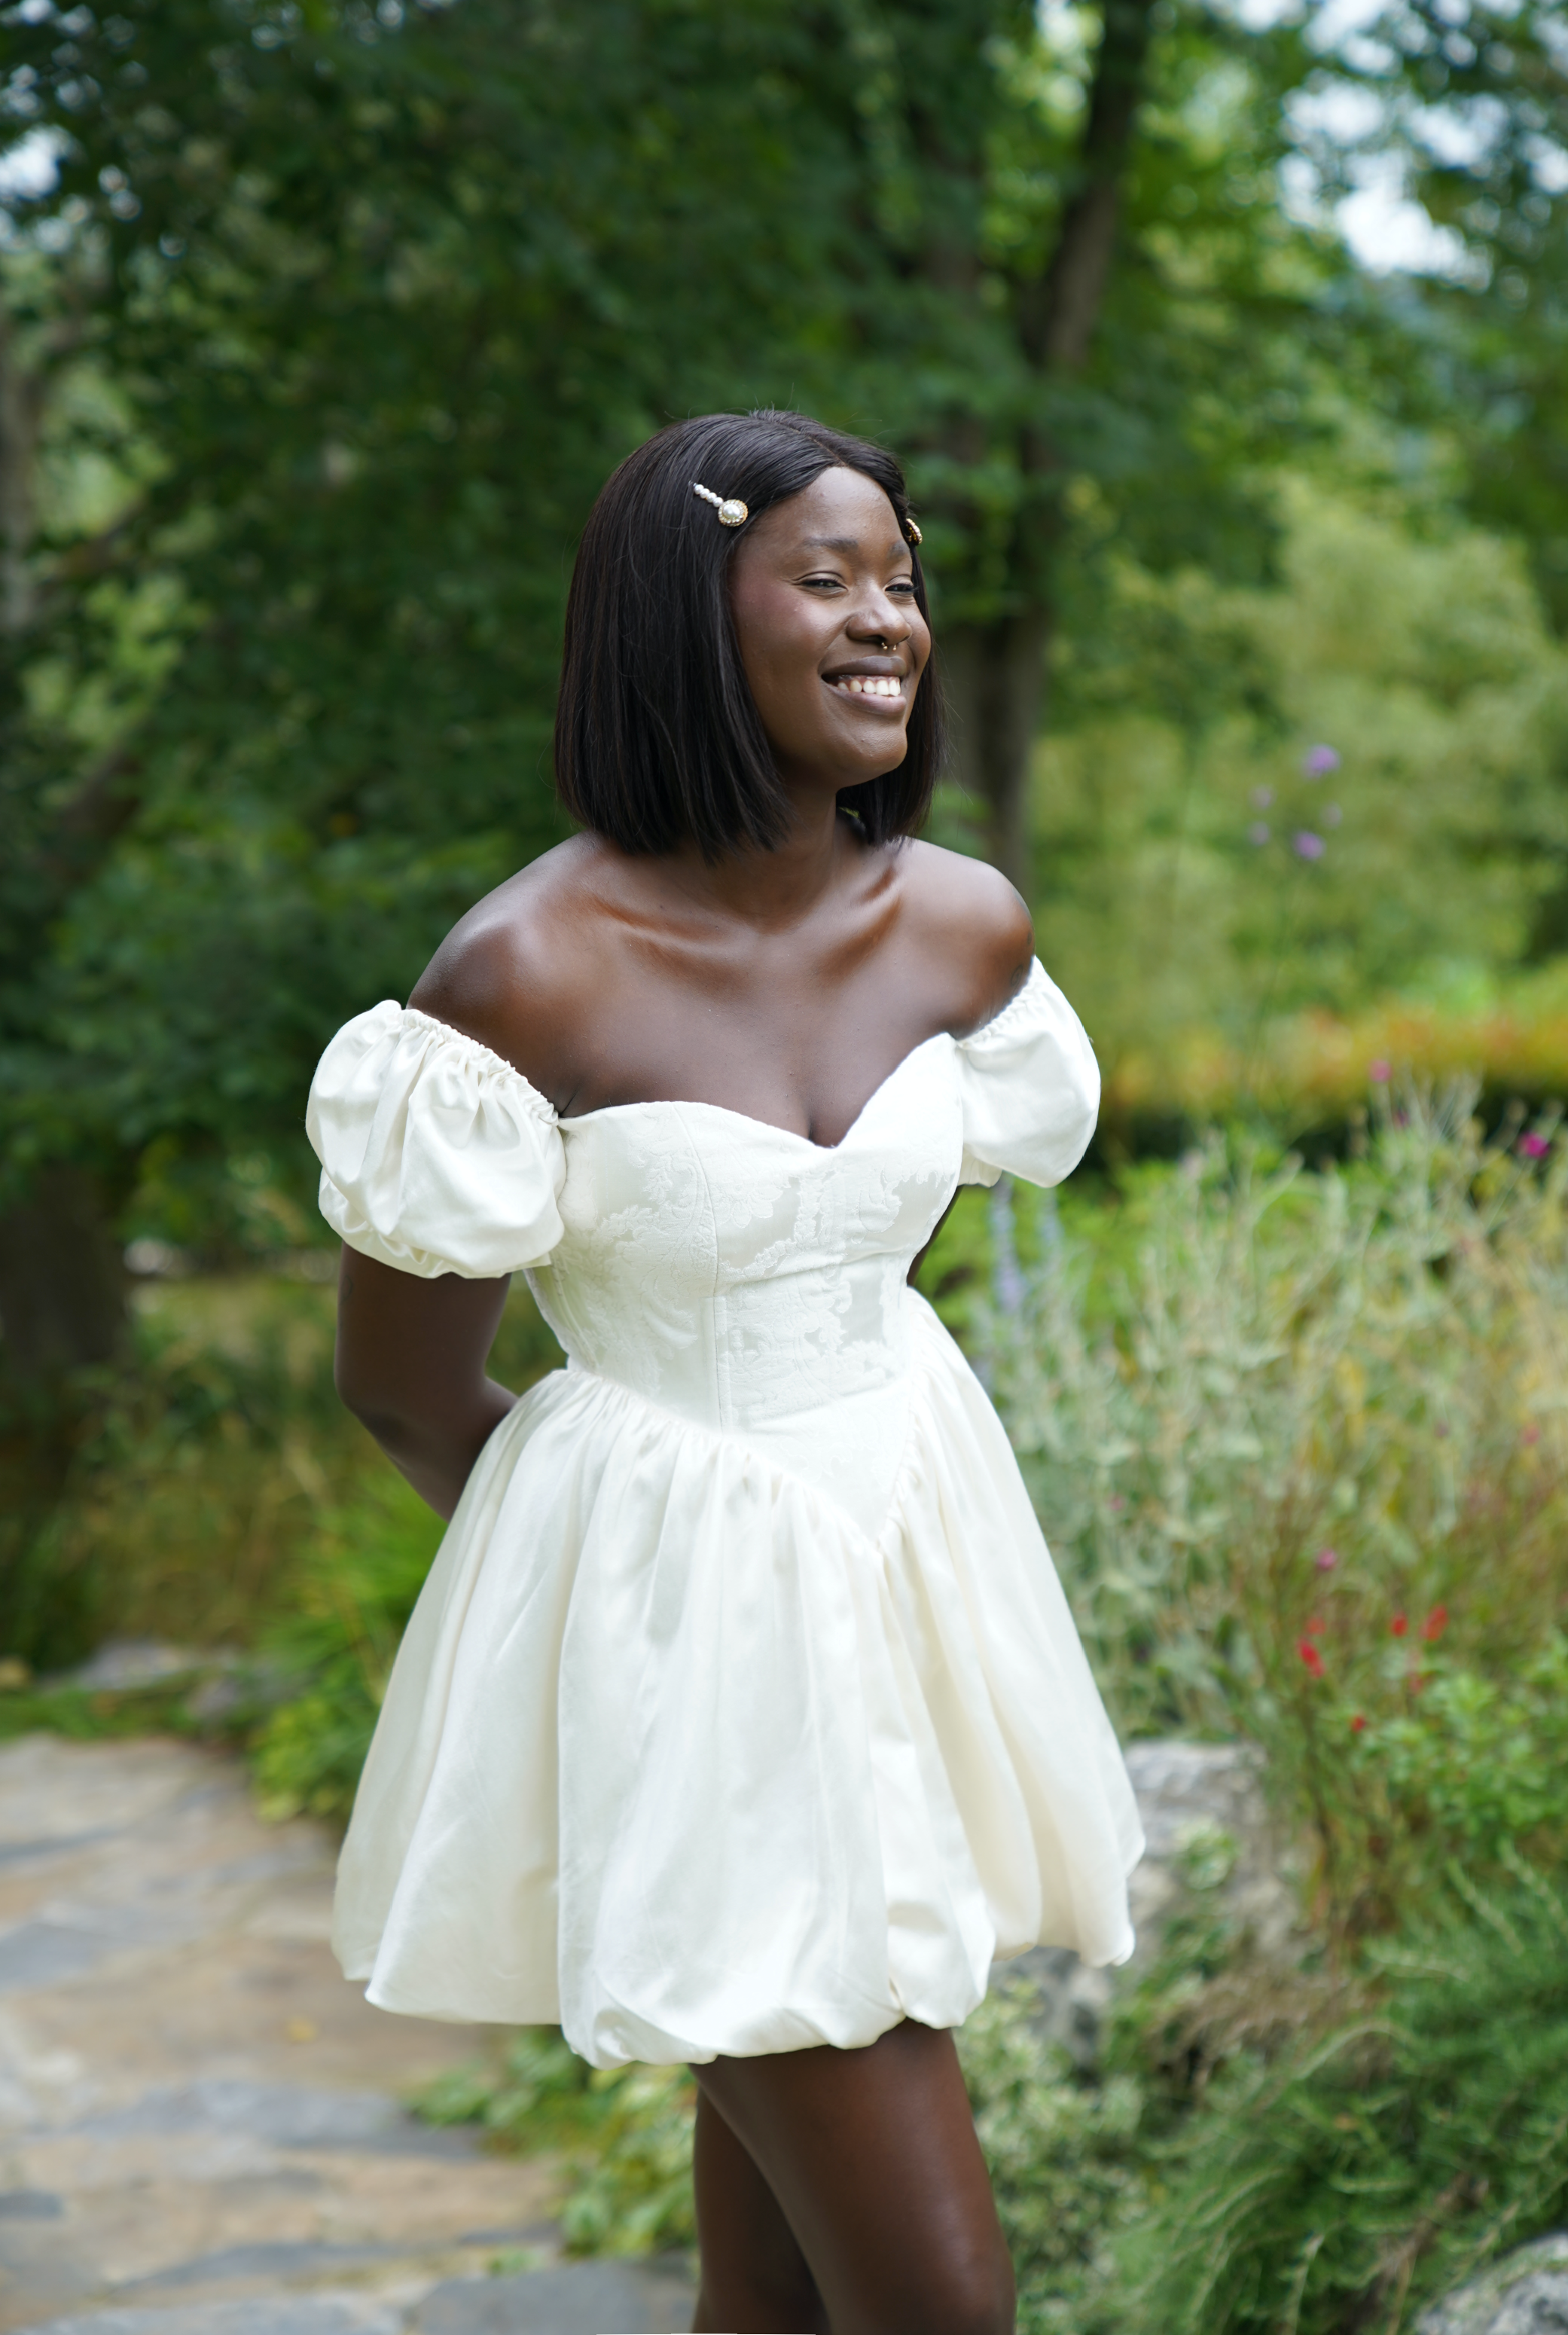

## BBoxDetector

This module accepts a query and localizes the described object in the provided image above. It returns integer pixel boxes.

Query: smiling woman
[304,407,1142,2334]
[554,408,942,860]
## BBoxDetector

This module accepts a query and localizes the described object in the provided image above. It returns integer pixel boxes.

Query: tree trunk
[0,1166,126,1391]
[939,0,1158,896]
[940,607,1054,898]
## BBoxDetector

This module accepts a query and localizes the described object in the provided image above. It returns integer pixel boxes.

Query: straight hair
[554,409,943,859]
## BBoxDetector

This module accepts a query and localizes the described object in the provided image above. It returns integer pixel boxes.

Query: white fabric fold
[333,1303,1141,2065]
[955,957,1100,1189]
[307,1002,566,1277]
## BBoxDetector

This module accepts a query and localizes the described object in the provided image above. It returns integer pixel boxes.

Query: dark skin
[336,465,1031,2333]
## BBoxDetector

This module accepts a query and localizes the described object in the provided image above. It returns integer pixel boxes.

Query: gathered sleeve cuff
[954,958,1100,1190]
[306,1003,566,1279]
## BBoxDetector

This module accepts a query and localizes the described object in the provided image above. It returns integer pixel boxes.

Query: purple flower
[1315,1547,1338,1571]
[1293,830,1326,861]
[1519,1131,1551,1159]
[1369,1058,1391,1083]
[1252,786,1274,809]
[1323,803,1342,828]
[1248,822,1271,847]
[1302,744,1341,778]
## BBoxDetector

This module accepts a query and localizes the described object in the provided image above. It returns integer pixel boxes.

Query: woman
[307,407,1142,2335]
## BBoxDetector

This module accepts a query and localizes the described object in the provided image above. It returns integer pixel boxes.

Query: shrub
[410,2030,697,2258]
[984,1082,1568,1936]
[249,1474,443,1821]
[1118,1863,1568,2335]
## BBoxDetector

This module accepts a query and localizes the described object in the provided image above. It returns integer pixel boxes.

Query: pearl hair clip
[692,478,923,548]
[692,481,749,527]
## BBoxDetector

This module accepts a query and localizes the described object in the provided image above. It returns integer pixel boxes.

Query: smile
[829,675,904,700]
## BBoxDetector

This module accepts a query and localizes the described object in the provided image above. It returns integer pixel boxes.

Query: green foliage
[410,2030,697,2260]
[1036,490,1568,1071]
[0,1269,359,1666]
[245,1482,443,1822]
[0,0,1342,1249]
[0,1674,208,1747]
[957,1983,1146,2335]
[984,1087,1568,1929]
[1121,1865,1568,2335]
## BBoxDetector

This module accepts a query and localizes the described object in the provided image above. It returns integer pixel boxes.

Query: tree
[0,0,1350,1655]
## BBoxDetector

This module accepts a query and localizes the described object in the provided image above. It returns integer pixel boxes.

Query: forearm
[349,1377,517,1520]
[334,1248,517,1520]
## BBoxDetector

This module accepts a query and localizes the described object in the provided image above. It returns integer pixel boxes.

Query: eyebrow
[799,533,910,557]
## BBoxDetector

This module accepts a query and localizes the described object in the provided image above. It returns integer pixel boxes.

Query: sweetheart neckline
[558,1027,953,1154]
[400,958,1045,1152]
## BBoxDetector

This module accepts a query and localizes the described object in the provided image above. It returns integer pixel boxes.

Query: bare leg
[692,2087,830,2333]
[691,2019,1014,2335]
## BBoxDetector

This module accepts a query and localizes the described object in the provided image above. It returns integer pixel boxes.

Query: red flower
[1422,1605,1448,1643]
[1350,1714,1366,1734]
[1297,1639,1325,1677]
[1391,1613,1408,1638]
[1307,1616,1327,1635]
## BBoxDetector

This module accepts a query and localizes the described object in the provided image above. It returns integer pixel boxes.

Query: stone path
[0,1732,694,2334]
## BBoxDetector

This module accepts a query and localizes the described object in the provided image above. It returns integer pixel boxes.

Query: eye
[801,573,846,591]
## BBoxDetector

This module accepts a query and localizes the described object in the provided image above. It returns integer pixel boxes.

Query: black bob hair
[554,408,942,859]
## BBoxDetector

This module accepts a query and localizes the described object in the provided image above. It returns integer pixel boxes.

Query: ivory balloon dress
[307,958,1143,2070]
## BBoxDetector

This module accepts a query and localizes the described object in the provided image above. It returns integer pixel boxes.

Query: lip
[822,659,908,711]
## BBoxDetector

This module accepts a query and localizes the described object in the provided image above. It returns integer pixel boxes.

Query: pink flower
[1522,1422,1542,1446]
[1391,1612,1408,1638]
[1298,1639,1325,1677]
[1422,1605,1448,1642]
[1314,1547,1338,1571]
[1519,1132,1551,1160]
[1293,831,1326,861]
[1302,745,1341,778]
[1108,1494,1125,1512]
[1369,1059,1391,1083]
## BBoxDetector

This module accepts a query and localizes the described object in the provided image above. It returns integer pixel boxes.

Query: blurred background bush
[3,4,1568,2327]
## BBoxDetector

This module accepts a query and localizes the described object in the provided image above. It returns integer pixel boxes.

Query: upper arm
[335,1246,511,1419]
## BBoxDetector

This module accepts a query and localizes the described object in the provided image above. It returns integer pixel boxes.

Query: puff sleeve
[955,958,1100,1190]
[306,1003,566,1278]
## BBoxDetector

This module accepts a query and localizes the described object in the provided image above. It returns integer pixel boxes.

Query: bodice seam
[557,1352,911,1550]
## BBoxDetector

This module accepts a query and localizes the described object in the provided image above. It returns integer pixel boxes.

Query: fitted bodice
[532,1039,957,1425]
[307,960,1100,1533]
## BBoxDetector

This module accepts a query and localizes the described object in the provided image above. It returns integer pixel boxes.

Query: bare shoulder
[407,837,609,1102]
[895,839,1034,1035]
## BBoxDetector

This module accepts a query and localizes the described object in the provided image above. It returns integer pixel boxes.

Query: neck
[667,781,856,929]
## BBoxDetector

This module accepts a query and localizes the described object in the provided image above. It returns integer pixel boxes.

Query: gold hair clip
[692,481,749,527]
[905,516,923,546]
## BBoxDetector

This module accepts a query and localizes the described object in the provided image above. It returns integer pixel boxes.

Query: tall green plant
[987,1083,1568,1934]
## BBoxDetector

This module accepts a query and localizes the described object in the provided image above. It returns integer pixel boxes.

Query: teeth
[838,675,901,698]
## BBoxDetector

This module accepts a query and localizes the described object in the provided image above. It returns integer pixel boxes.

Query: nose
[847,590,912,647]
